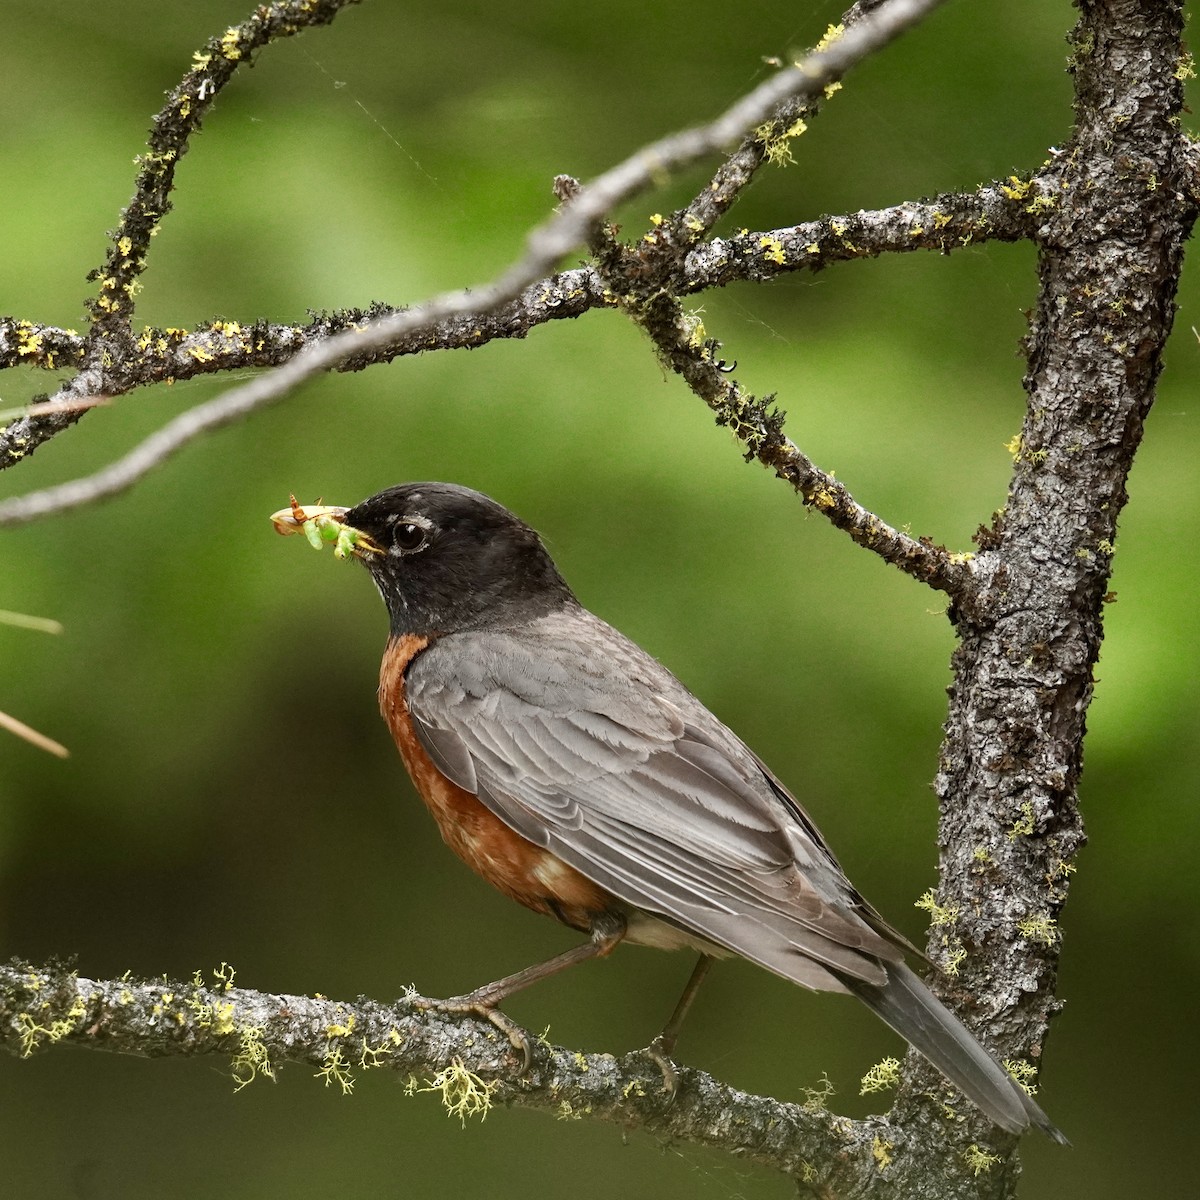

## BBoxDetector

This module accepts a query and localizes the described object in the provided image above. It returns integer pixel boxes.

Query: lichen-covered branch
[0,958,1017,1198]
[88,0,362,336]
[879,0,1196,1177]
[0,182,1024,391]
[559,176,1010,597]
[609,279,973,597]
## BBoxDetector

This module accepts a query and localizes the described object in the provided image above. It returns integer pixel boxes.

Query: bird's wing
[403,608,906,992]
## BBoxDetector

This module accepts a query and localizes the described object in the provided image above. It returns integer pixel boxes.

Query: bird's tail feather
[844,962,1068,1143]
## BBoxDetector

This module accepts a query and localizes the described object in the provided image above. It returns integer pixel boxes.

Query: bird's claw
[640,1034,680,1104]
[415,993,533,1074]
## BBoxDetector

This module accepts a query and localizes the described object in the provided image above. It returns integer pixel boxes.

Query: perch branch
[2,958,1016,1196]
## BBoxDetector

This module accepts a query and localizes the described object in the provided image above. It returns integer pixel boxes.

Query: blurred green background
[2,1,1196,1196]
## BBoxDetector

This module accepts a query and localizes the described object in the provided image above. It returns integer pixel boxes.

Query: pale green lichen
[1017,915,1058,946]
[915,888,959,927]
[315,1046,355,1094]
[942,941,968,977]
[16,994,87,1057]
[963,1144,1001,1176]
[755,117,809,166]
[1003,1058,1040,1096]
[859,1057,901,1095]
[413,1058,499,1125]
[800,1072,836,1113]
[1008,802,1036,839]
[231,1024,275,1090]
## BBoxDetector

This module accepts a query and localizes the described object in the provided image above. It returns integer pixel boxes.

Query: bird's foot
[638,1034,680,1103]
[414,992,533,1073]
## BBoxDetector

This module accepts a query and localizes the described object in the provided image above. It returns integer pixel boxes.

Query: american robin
[271,482,1063,1141]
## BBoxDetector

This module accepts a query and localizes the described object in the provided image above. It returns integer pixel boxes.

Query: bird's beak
[269,497,383,559]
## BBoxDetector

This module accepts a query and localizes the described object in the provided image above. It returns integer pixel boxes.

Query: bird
[270,481,1064,1141]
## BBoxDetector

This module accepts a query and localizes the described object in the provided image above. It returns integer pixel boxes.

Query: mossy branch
[1,958,1023,1198]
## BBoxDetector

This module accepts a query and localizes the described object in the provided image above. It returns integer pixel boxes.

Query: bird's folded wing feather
[405,608,906,990]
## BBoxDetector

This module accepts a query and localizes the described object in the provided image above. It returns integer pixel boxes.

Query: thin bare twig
[0,0,948,525]
[0,711,69,758]
[0,609,63,634]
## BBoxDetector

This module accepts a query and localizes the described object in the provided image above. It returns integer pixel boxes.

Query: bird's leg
[416,913,626,1072]
[641,953,715,1099]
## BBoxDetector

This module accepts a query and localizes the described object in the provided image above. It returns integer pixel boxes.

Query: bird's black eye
[393,521,429,553]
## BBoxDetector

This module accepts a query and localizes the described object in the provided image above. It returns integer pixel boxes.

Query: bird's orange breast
[378,634,613,931]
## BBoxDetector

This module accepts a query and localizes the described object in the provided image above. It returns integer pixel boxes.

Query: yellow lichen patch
[415,1058,499,1125]
[1003,1058,1039,1096]
[220,28,243,60]
[814,22,844,54]
[1000,175,1033,202]
[1007,801,1036,840]
[859,1057,901,1095]
[231,1024,275,1090]
[211,1000,237,1036]
[963,1145,1001,1176]
[915,888,959,927]
[759,235,786,265]
[872,1136,894,1171]
[14,323,42,357]
[325,1010,356,1039]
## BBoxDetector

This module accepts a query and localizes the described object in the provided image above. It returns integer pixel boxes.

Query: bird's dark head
[272,482,575,637]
